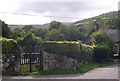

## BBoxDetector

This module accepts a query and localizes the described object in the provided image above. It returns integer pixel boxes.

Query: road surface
[2,64,119,81]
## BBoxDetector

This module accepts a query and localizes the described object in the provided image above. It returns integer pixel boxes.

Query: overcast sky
[0,0,119,24]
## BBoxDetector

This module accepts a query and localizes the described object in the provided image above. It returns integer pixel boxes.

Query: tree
[11,28,26,39]
[45,29,64,41]
[22,25,34,33]
[92,32,115,46]
[22,33,36,46]
[95,16,106,29]
[49,21,64,30]
[83,17,106,36]
[92,31,115,59]
[59,24,69,40]
[106,17,120,29]
[2,21,11,38]
[69,26,85,41]
[19,33,43,47]
[31,28,49,40]
[16,33,42,53]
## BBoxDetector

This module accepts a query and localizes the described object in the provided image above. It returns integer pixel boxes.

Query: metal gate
[20,46,43,72]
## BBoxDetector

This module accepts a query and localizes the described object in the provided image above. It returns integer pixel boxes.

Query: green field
[21,58,40,72]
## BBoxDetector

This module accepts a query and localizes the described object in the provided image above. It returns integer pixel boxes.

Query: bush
[94,45,110,62]
[91,31,115,59]
[1,37,20,55]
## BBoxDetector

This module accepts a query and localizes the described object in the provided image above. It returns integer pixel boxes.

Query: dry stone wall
[43,51,78,70]
[2,54,20,72]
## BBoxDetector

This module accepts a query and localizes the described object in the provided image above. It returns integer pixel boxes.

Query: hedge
[94,45,110,63]
[42,41,94,63]
[1,37,20,55]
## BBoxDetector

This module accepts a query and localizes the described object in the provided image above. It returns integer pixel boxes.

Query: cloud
[0,0,19,12]
[16,1,118,21]
[0,0,119,24]
[0,12,51,25]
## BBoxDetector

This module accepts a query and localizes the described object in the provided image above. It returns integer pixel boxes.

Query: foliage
[11,21,85,41]
[91,31,115,61]
[1,37,20,63]
[42,41,94,63]
[22,25,34,33]
[45,29,64,41]
[95,16,107,29]
[16,37,24,46]
[66,25,85,41]
[106,17,120,29]
[17,33,43,47]
[23,33,36,46]
[11,28,26,39]
[2,21,11,38]
[59,25,85,41]
[31,28,49,40]
[1,37,20,55]
[58,24,69,40]
[91,31,115,47]
[73,11,118,29]
[94,45,110,62]
[82,17,107,36]
[49,21,64,30]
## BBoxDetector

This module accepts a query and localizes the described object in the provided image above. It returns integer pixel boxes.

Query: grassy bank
[21,62,112,76]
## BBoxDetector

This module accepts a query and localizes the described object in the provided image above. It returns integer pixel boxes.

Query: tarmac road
[2,64,119,81]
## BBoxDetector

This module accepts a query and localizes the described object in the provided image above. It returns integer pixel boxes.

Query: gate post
[40,50,43,71]
[29,52,32,72]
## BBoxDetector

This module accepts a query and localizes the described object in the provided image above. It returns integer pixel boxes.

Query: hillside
[73,11,118,26]
[8,22,72,30]
[8,23,50,30]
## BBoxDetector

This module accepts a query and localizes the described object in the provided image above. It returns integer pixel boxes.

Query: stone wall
[2,54,20,73]
[43,51,78,70]
[2,38,21,73]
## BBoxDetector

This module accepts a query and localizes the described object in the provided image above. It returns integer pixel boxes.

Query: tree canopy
[2,21,11,38]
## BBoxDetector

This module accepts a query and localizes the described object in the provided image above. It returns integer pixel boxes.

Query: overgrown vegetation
[91,31,115,62]
[42,41,94,63]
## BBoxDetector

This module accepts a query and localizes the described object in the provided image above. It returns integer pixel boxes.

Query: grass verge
[2,62,113,76]
[21,62,112,76]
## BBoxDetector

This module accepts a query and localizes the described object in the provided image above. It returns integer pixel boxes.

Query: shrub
[91,31,115,59]
[1,37,20,55]
[94,45,110,62]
